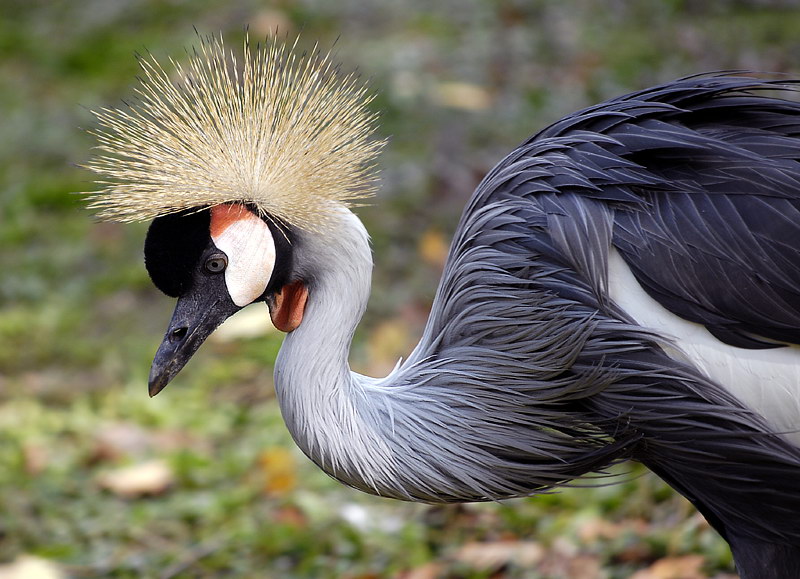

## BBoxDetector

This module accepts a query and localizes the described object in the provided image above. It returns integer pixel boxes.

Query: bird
[84,34,800,578]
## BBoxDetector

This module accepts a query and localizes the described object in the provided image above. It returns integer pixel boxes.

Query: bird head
[82,33,383,395]
[142,203,306,395]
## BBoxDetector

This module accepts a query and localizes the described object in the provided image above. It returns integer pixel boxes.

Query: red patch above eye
[209,203,276,307]
[210,204,252,238]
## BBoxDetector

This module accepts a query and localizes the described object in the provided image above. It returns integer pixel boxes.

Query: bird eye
[205,254,228,274]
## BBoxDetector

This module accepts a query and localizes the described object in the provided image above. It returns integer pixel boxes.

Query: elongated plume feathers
[83,34,384,230]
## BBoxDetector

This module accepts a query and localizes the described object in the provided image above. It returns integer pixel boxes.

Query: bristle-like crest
[83,33,384,231]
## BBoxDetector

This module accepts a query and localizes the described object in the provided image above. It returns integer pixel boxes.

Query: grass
[2,1,798,576]
[0,380,732,578]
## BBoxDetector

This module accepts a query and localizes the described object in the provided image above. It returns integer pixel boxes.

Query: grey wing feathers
[382,75,800,544]
[480,74,800,348]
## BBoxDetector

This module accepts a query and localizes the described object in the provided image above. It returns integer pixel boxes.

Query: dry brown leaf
[578,516,649,542]
[454,540,545,570]
[0,555,64,579]
[577,517,619,542]
[398,562,444,579]
[630,555,707,579]
[92,422,153,462]
[97,459,174,498]
[150,428,207,454]
[418,229,449,270]
[22,444,49,475]
[558,554,604,579]
[259,447,297,497]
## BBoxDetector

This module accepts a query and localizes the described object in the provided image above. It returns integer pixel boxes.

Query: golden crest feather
[83,33,384,231]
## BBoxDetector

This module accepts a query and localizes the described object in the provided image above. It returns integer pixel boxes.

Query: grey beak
[148,292,240,396]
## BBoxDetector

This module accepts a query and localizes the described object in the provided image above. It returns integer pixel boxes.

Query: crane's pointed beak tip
[147,295,240,399]
[148,378,167,398]
[148,362,173,397]
[147,292,241,399]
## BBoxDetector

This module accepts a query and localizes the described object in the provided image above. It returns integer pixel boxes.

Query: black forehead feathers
[144,206,297,300]
[144,209,211,297]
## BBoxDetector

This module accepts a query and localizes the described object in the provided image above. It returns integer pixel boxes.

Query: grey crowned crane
[85,35,800,578]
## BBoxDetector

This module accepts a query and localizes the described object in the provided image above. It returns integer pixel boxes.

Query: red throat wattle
[271,281,308,332]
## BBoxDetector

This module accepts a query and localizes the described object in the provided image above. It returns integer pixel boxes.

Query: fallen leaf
[23,444,49,475]
[91,422,153,462]
[630,555,707,579]
[540,554,604,579]
[97,459,174,498]
[559,555,603,579]
[259,447,296,497]
[454,540,545,570]
[577,516,649,542]
[418,229,449,270]
[398,562,444,579]
[0,555,63,579]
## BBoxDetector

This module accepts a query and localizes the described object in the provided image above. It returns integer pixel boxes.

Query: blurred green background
[2,1,800,577]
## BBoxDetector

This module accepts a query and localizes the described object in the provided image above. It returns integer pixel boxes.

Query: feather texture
[275,76,800,556]
[83,33,384,231]
[87,48,800,576]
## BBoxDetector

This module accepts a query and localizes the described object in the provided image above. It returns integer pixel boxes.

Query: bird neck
[270,209,635,502]
[273,209,401,494]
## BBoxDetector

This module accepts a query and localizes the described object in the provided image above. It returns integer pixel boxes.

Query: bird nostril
[170,327,188,342]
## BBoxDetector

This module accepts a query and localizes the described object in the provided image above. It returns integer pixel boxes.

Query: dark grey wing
[603,79,800,348]
[490,74,800,349]
[614,187,800,348]
[395,76,800,543]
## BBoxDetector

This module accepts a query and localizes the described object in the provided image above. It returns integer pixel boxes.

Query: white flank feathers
[607,249,800,444]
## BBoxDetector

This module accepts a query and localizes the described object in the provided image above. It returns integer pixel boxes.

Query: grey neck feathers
[270,206,800,545]
[272,208,623,502]
[274,209,401,494]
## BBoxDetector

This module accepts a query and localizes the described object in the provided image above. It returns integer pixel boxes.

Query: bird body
[85,35,800,578]
[607,247,800,443]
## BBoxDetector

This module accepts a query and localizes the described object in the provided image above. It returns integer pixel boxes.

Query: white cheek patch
[210,205,276,307]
